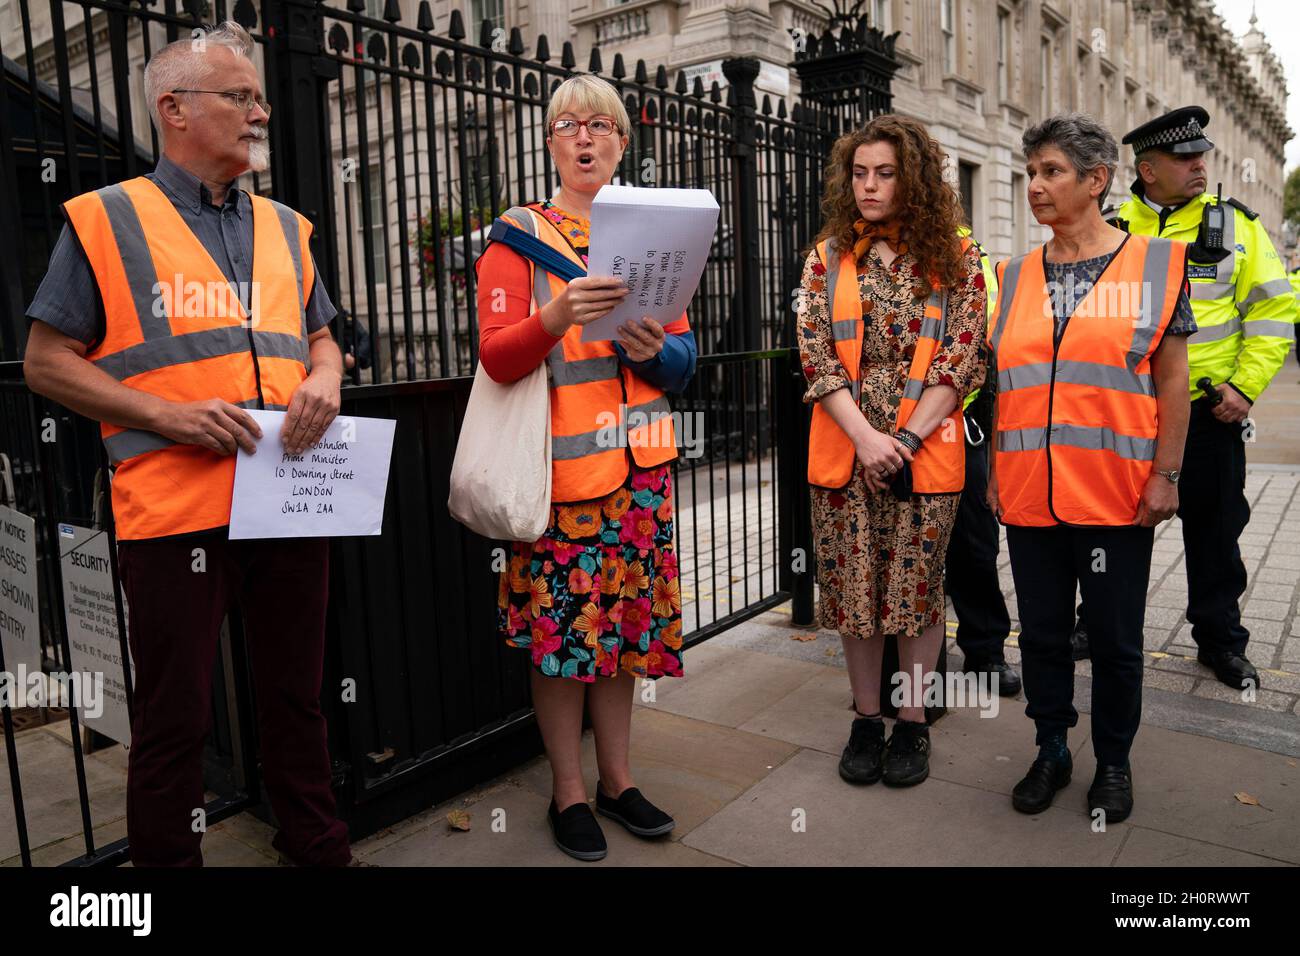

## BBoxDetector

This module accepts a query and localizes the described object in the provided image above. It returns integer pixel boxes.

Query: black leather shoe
[1011,756,1072,814]
[1197,650,1259,691]
[595,783,675,838]
[547,799,608,861]
[838,715,886,784]
[963,657,1022,697]
[1070,621,1090,662]
[1087,764,1134,823]
[882,719,930,787]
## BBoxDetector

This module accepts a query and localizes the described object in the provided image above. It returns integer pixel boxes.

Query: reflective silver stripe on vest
[549,354,620,386]
[988,253,1027,353]
[93,326,308,380]
[1242,319,1296,340]
[97,184,172,340]
[253,330,311,362]
[821,237,861,402]
[551,396,673,461]
[902,291,948,402]
[996,423,1155,460]
[1188,318,1242,344]
[1190,280,1233,301]
[998,359,1154,396]
[103,399,288,464]
[1128,236,1174,369]
[1238,277,1295,313]
[270,200,308,339]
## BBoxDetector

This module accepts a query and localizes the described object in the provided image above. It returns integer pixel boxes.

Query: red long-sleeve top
[474,240,565,383]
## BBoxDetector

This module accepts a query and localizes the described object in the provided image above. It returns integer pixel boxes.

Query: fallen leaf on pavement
[447,810,472,831]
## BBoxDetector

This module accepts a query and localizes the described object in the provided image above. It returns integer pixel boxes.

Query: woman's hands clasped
[855,427,912,494]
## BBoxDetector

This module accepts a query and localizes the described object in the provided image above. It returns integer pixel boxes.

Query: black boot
[963,657,1022,697]
[1011,755,1072,814]
[1197,650,1258,691]
[1087,764,1134,824]
[882,719,930,787]
[838,715,886,784]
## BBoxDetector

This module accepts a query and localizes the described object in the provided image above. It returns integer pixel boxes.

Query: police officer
[1078,106,1298,690]
[947,228,1021,697]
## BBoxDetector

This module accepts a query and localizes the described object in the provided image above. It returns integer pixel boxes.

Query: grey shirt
[26,154,336,345]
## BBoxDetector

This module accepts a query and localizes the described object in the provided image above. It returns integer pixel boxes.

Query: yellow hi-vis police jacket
[957,225,998,411]
[1113,186,1297,403]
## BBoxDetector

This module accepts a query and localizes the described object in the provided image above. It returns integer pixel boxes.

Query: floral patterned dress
[497,200,684,681]
[798,240,987,639]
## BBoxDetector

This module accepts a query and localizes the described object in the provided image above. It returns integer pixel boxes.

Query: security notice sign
[59,523,133,746]
[0,504,40,676]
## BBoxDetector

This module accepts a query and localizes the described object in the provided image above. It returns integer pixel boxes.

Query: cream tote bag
[448,360,552,541]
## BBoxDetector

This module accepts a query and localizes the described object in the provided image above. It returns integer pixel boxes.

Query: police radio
[1189,183,1230,263]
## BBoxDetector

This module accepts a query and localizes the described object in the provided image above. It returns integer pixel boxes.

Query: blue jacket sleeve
[615,330,697,394]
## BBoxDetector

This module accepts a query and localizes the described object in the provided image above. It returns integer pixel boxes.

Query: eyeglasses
[550,117,618,137]
[171,89,271,117]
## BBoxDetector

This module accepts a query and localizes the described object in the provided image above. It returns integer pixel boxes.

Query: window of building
[1011,171,1026,254]
[364,162,387,282]
[873,0,891,32]
[1040,36,1052,113]
[471,0,505,32]
[997,9,1011,101]
[941,0,956,74]
[958,161,976,230]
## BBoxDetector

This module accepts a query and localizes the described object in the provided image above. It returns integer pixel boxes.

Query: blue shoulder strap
[487,218,586,282]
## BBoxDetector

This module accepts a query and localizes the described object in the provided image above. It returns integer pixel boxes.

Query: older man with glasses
[22,20,352,866]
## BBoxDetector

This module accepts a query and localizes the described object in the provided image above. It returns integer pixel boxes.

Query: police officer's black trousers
[1178,397,1251,656]
[1006,524,1154,766]
[945,438,1012,664]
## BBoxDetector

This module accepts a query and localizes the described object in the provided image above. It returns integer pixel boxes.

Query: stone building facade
[426,0,1292,259]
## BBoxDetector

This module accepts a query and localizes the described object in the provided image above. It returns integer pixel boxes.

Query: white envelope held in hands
[582,185,720,342]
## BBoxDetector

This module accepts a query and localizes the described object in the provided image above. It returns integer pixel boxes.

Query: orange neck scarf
[852,217,907,262]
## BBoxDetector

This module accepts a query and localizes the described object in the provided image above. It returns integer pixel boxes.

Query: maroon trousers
[117,532,351,866]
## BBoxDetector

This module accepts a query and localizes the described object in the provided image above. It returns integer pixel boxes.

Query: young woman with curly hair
[798,114,988,788]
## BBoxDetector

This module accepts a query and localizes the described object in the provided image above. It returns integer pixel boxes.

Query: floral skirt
[498,464,684,681]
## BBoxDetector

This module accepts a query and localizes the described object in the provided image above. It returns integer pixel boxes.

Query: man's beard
[248,136,270,173]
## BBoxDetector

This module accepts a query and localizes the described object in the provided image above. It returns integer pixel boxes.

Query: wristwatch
[1156,469,1180,484]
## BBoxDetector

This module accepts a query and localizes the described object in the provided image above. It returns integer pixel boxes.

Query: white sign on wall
[0,504,41,677]
[59,523,132,746]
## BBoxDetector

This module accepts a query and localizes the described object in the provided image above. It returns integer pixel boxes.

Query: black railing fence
[1,0,898,864]
[2,0,898,379]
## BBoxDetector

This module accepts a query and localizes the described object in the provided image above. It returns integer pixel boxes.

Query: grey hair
[143,21,255,132]
[1022,112,1119,209]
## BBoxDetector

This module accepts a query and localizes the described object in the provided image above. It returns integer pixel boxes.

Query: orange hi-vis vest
[495,203,685,503]
[987,233,1187,527]
[806,235,969,492]
[63,176,314,540]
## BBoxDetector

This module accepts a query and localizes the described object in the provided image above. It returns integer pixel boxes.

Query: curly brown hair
[810,114,967,296]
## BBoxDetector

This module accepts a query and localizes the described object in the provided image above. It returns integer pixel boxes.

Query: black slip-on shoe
[594,784,675,838]
[1011,756,1072,814]
[838,715,886,784]
[547,798,608,861]
[963,658,1023,697]
[1197,650,1259,691]
[882,719,931,787]
[1087,764,1134,824]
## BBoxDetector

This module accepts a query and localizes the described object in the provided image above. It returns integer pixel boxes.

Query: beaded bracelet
[894,428,922,453]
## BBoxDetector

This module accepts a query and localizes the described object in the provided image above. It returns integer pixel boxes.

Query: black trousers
[1179,399,1251,655]
[1075,401,1250,655]
[945,438,1012,664]
[1006,523,1154,766]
